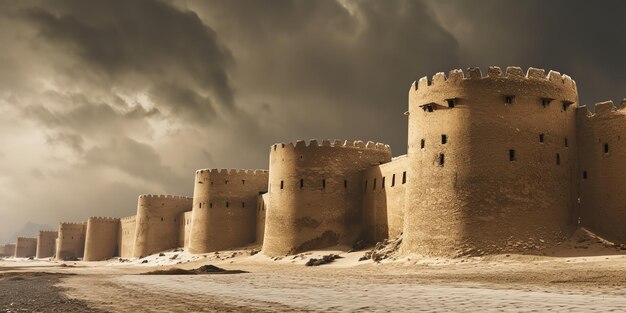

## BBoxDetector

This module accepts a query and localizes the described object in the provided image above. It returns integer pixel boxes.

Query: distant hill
[3,221,55,243]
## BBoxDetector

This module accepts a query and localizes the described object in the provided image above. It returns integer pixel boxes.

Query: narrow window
[226,202,229,208]
[420,139,425,149]
[541,98,552,107]
[505,95,515,104]
[373,178,377,190]
[583,171,588,180]
[604,143,609,154]
[242,202,245,208]
[446,98,456,108]
[280,180,284,189]
[209,202,212,208]
[563,100,573,111]
[300,179,304,189]
[210,181,214,185]
[402,172,407,184]
[556,153,561,165]
[322,179,326,189]
[439,153,445,166]
[539,133,545,143]
[344,180,348,188]
[509,149,516,161]
[391,174,396,187]
[161,217,163,222]
[225,180,228,185]
[174,218,176,222]
[199,203,202,209]
[242,180,245,185]
[565,137,568,148]
[441,135,447,144]
[382,177,386,189]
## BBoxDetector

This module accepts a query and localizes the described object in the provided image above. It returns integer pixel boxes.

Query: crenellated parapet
[189,168,269,253]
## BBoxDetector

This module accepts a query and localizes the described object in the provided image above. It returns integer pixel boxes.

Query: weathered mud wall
[84,217,120,261]
[36,230,58,258]
[133,195,192,257]
[256,193,269,244]
[262,140,392,256]
[178,211,192,248]
[0,244,15,257]
[362,156,407,243]
[577,100,626,243]
[403,66,579,257]
[55,222,87,260]
[189,169,268,253]
[118,215,136,258]
[15,237,37,258]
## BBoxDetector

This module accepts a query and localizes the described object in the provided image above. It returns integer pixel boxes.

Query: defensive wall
[362,155,408,243]
[55,222,87,260]
[256,193,269,244]
[577,100,626,243]
[36,230,58,258]
[15,237,37,258]
[178,211,192,248]
[118,215,136,258]
[0,244,15,257]
[84,217,120,261]
[188,169,269,253]
[133,195,192,257]
[402,66,579,257]
[262,140,392,256]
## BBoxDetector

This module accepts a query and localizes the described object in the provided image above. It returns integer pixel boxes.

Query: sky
[0,0,625,241]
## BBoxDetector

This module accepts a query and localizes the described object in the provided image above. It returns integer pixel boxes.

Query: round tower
[403,66,579,257]
[133,195,192,257]
[84,217,120,261]
[262,139,392,256]
[188,169,269,253]
[36,230,58,259]
[55,222,87,260]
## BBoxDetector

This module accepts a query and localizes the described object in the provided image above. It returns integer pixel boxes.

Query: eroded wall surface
[262,140,392,256]
[36,231,58,258]
[55,222,87,260]
[84,217,120,261]
[118,215,136,258]
[403,66,579,257]
[178,211,192,248]
[362,156,407,243]
[189,169,268,253]
[0,244,15,257]
[15,237,37,258]
[256,193,269,244]
[577,101,626,243]
[133,195,192,257]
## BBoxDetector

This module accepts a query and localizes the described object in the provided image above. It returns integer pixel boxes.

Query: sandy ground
[1,230,626,312]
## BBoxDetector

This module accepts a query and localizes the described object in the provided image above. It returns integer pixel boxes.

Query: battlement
[59,222,86,226]
[270,139,391,153]
[120,215,136,221]
[195,168,269,175]
[38,230,58,235]
[16,237,37,241]
[88,216,121,223]
[412,66,577,94]
[138,194,193,200]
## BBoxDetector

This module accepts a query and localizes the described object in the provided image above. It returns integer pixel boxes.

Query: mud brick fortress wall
[10,65,626,260]
[15,237,37,258]
[56,222,86,260]
[0,244,16,257]
[189,169,268,253]
[36,230,58,258]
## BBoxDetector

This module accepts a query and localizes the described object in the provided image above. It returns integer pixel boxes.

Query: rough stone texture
[577,100,626,243]
[256,193,269,244]
[133,195,192,257]
[84,217,120,261]
[402,67,579,257]
[189,169,269,253]
[15,237,37,258]
[36,230,58,259]
[118,215,136,258]
[362,156,407,243]
[55,222,87,260]
[262,140,392,256]
[178,211,192,248]
[0,244,15,257]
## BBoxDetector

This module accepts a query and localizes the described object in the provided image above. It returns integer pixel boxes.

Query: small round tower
[55,222,87,260]
[133,195,192,257]
[36,230,58,259]
[262,139,392,256]
[403,66,579,257]
[84,217,120,261]
[188,169,269,253]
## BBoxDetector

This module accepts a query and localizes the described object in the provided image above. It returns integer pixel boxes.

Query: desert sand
[1,229,625,312]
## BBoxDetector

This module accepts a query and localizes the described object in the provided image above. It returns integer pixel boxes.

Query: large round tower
[262,139,392,256]
[133,195,192,257]
[188,169,269,253]
[55,222,86,260]
[403,66,579,257]
[84,217,120,261]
